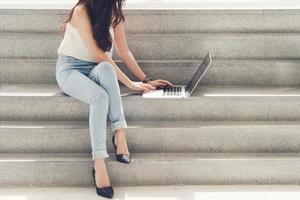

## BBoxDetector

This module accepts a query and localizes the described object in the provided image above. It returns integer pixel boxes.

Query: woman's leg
[88,61,128,132]
[56,57,112,188]
[56,69,110,159]
[88,61,129,155]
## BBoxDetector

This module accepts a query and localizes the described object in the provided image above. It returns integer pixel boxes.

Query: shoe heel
[111,134,131,164]
[112,134,117,153]
[92,168,96,185]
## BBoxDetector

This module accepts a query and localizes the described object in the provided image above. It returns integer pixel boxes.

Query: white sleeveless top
[57,23,114,62]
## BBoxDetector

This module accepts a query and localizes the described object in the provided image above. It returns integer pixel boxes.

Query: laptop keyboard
[163,86,182,96]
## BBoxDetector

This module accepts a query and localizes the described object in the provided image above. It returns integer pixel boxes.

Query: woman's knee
[94,61,116,77]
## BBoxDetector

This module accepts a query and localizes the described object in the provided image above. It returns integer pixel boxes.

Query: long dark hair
[63,0,125,52]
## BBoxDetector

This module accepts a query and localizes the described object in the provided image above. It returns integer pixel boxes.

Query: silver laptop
[142,53,212,99]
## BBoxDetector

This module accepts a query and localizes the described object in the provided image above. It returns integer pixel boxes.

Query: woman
[55,0,174,198]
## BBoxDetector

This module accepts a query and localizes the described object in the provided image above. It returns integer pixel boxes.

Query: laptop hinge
[185,88,191,97]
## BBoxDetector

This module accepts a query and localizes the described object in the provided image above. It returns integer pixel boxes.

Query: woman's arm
[70,5,155,91]
[113,22,146,81]
[113,21,175,87]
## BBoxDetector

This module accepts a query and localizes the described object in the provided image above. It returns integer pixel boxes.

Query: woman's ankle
[94,160,111,187]
[94,158,105,166]
[115,128,125,135]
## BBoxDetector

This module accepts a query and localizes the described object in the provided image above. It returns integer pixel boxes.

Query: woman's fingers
[137,84,152,92]
[129,82,155,92]
[156,82,167,86]
[143,83,156,90]
[143,86,152,92]
[158,79,174,86]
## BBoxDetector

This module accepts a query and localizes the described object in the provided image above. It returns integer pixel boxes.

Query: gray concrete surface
[1,58,300,86]
[1,8,300,187]
[1,153,300,187]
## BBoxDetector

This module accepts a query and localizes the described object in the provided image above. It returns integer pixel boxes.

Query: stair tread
[1,153,300,162]
[3,32,300,36]
[1,3,300,10]
[1,0,300,10]
[1,32,300,60]
[2,84,300,97]
[2,57,300,63]
[2,120,300,129]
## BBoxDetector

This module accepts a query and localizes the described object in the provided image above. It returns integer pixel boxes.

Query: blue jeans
[55,53,128,160]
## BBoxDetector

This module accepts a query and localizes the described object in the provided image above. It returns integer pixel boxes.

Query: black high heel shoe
[92,168,114,199]
[112,134,131,164]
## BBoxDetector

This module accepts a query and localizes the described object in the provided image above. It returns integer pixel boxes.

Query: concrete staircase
[1,9,300,187]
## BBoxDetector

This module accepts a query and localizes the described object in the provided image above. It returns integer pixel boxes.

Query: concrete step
[1,153,300,187]
[1,58,300,86]
[1,32,300,60]
[1,120,300,154]
[2,186,300,199]
[1,84,300,121]
[1,9,300,34]
[1,0,300,10]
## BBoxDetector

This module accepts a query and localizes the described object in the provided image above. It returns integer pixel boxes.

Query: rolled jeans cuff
[92,150,109,160]
[111,120,128,132]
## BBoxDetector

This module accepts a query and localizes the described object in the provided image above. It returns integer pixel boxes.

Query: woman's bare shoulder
[74,4,88,15]
[71,4,89,25]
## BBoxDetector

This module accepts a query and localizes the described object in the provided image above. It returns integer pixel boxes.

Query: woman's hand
[147,79,175,88]
[127,81,156,92]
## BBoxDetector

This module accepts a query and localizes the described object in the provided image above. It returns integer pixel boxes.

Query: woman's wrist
[142,74,153,83]
[125,80,134,89]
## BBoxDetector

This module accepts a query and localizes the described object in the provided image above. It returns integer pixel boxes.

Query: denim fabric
[55,53,128,160]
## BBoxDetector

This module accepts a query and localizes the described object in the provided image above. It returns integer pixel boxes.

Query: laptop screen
[185,53,212,95]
